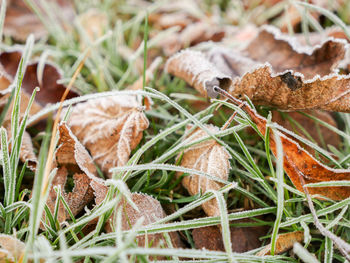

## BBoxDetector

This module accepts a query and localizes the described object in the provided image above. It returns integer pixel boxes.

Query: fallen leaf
[256,231,304,256]
[272,110,341,149]
[166,50,231,97]
[0,50,78,124]
[192,220,267,253]
[45,123,101,224]
[177,125,231,217]
[2,120,37,170]
[167,26,350,112]
[0,234,25,263]
[3,0,74,41]
[64,95,149,177]
[220,93,350,200]
[105,192,182,251]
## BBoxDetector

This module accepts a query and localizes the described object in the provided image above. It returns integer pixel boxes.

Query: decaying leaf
[3,0,75,41]
[0,234,25,263]
[221,92,350,200]
[193,221,267,253]
[45,123,102,224]
[2,120,37,170]
[177,125,231,217]
[256,231,304,256]
[272,110,341,149]
[105,192,182,250]
[0,50,78,124]
[64,95,149,177]
[166,50,231,97]
[167,26,350,112]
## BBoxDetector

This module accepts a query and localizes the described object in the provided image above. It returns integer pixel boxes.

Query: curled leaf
[227,97,350,200]
[45,123,101,224]
[177,125,231,217]
[65,95,149,177]
[167,26,350,112]
[166,50,231,97]
[256,231,304,256]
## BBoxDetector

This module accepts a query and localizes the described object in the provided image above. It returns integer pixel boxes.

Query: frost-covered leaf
[0,234,25,263]
[167,26,350,112]
[177,125,231,217]
[256,231,304,256]
[78,9,108,46]
[2,120,37,170]
[45,123,102,224]
[232,98,350,200]
[0,50,78,125]
[166,50,231,97]
[3,0,74,41]
[65,95,149,177]
[105,192,182,252]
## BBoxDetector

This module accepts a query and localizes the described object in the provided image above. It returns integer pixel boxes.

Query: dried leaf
[45,123,101,223]
[0,234,25,263]
[65,95,149,177]
[3,0,74,41]
[235,99,350,200]
[2,120,37,170]
[0,50,78,124]
[105,193,182,251]
[167,26,350,112]
[166,50,231,97]
[256,231,304,256]
[193,220,267,253]
[177,125,231,217]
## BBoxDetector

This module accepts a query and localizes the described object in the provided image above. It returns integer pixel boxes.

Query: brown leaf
[0,234,25,263]
[78,9,108,45]
[256,231,304,256]
[271,110,341,149]
[105,193,182,252]
[64,95,149,177]
[167,26,350,112]
[45,123,101,224]
[166,50,231,97]
[2,120,37,170]
[193,221,267,253]
[177,125,231,217]
[0,51,79,125]
[231,98,350,200]
[3,0,74,41]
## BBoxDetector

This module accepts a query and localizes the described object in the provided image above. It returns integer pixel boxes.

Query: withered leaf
[167,26,350,112]
[237,100,350,200]
[193,220,267,253]
[64,95,149,177]
[177,125,231,217]
[105,193,182,251]
[166,50,231,97]
[78,9,108,46]
[3,0,74,41]
[256,231,304,256]
[45,123,101,224]
[0,234,25,263]
[0,50,78,124]
[2,120,37,170]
